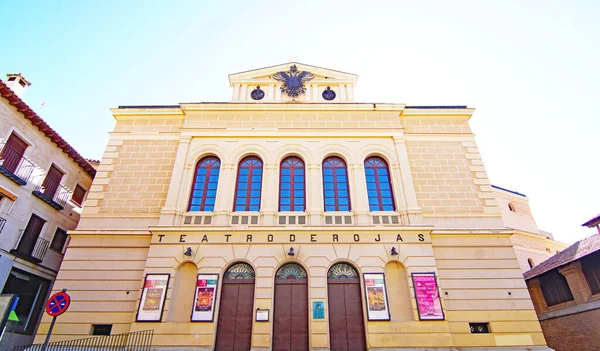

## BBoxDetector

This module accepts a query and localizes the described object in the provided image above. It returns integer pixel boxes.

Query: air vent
[183,215,213,225]
[371,215,400,225]
[324,216,353,225]
[277,215,307,226]
[231,215,259,225]
[469,323,490,334]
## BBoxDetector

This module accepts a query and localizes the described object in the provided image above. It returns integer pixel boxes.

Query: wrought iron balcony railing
[32,177,70,210]
[0,216,5,235]
[0,143,35,185]
[11,230,50,263]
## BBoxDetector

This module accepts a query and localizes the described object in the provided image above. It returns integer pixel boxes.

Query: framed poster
[363,273,390,321]
[136,274,170,322]
[411,272,444,321]
[191,274,219,322]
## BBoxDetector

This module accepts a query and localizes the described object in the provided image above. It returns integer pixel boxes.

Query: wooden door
[215,263,255,351]
[273,263,309,351]
[42,164,64,198]
[1,133,27,173]
[327,263,366,351]
[18,214,46,256]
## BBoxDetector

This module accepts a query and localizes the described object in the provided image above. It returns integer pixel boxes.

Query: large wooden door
[273,263,309,351]
[215,263,255,351]
[327,263,366,351]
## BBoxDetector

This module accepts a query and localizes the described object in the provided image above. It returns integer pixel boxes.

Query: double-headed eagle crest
[272,65,315,98]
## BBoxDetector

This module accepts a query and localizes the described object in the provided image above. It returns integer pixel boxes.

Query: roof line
[228,62,358,78]
[0,80,96,177]
[405,105,468,109]
[117,105,180,109]
[491,185,527,197]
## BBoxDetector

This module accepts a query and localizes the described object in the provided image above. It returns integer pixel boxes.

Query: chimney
[5,73,31,97]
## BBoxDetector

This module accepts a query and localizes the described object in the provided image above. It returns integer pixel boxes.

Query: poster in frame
[363,272,391,321]
[191,274,219,322]
[136,273,170,322]
[411,272,445,321]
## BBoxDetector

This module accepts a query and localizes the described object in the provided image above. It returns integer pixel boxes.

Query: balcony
[0,143,35,185]
[11,230,50,263]
[0,216,5,234]
[32,177,70,210]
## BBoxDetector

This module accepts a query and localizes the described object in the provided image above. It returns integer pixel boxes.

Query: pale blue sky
[1,1,598,244]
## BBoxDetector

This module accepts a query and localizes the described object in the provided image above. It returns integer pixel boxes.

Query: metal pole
[40,315,56,351]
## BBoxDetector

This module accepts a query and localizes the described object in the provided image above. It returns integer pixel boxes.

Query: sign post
[41,289,70,351]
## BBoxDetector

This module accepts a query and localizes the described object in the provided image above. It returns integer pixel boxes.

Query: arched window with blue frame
[322,156,351,212]
[234,156,263,212]
[364,156,395,211]
[188,156,221,212]
[279,156,305,211]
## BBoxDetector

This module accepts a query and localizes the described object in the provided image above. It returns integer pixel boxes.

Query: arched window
[322,156,350,212]
[279,156,305,212]
[188,156,220,212]
[364,156,395,211]
[234,156,263,212]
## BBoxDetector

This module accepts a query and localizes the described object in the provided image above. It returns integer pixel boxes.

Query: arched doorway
[215,262,255,351]
[273,263,309,351]
[327,263,366,351]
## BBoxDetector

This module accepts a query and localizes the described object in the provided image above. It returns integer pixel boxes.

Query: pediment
[228,62,358,86]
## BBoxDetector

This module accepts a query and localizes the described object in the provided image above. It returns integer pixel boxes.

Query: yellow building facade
[35,63,559,350]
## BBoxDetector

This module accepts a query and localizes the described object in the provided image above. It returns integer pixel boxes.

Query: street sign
[45,291,70,317]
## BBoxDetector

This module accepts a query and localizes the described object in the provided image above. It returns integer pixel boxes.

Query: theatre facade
[35,63,558,350]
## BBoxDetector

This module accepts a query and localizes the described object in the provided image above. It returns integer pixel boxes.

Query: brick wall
[540,308,600,351]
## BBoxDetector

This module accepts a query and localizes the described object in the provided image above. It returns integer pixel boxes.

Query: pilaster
[559,261,592,304]
[392,135,423,225]
[159,137,191,226]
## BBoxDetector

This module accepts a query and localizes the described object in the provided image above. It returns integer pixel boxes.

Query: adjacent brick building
[524,228,600,351]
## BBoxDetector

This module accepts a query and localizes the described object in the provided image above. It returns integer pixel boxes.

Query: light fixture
[184,247,192,256]
[288,247,295,256]
[390,247,398,256]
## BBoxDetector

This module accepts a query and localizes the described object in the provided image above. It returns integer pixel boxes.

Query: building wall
[539,308,600,351]
[34,98,551,349]
[0,90,94,350]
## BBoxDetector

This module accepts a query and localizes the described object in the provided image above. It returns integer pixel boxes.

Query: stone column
[261,163,278,226]
[558,261,592,304]
[307,163,323,226]
[213,163,235,226]
[349,163,370,225]
[159,137,191,226]
[392,135,423,225]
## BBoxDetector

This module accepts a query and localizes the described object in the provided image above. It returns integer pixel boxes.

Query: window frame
[364,156,396,211]
[71,184,87,207]
[278,156,306,212]
[582,251,600,295]
[188,156,221,212]
[539,269,574,307]
[322,156,351,212]
[50,227,68,253]
[233,156,263,212]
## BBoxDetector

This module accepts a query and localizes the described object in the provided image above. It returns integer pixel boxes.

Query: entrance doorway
[215,263,255,351]
[273,263,309,351]
[327,263,366,351]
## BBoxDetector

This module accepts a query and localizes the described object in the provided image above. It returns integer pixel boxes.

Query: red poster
[412,273,444,320]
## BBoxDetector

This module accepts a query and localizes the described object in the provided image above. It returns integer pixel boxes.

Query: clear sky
[1,1,598,244]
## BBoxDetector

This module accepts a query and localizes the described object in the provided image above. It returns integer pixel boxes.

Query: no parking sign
[45,291,70,317]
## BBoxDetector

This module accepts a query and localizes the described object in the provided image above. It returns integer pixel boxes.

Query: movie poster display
[363,273,390,321]
[191,274,219,322]
[412,272,444,320]
[136,274,169,322]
